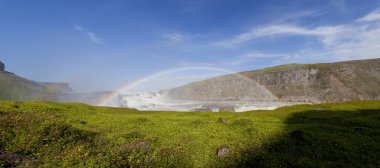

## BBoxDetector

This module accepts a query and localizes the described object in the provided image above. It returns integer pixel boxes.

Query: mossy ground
[0,100,379,167]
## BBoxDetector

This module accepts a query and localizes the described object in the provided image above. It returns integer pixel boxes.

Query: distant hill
[163,58,380,103]
[0,70,71,100]
[0,61,111,104]
[2,58,380,106]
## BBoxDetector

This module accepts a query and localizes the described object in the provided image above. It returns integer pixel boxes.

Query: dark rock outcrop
[163,58,380,103]
[0,61,4,71]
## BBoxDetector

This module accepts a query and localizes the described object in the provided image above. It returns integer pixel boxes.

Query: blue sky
[1,0,380,92]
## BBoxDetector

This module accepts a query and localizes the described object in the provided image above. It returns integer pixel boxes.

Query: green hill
[0,60,72,101]
[1,100,379,167]
[0,71,71,101]
[0,61,111,105]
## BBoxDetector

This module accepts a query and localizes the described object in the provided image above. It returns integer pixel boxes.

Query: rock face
[163,58,380,103]
[0,61,4,71]
[161,75,278,101]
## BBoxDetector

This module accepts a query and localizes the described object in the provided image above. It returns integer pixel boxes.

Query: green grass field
[1,100,379,167]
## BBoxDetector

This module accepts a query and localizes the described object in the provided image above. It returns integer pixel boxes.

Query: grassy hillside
[0,101,379,167]
[0,71,71,101]
[0,70,111,105]
[0,71,47,100]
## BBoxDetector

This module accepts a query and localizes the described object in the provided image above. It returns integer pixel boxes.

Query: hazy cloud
[164,32,186,45]
[214,24,346,48]
[357,8,380,22]
[273,9,329,24]
[87,32,103,44]
[74,24,103,44]
[227,25,380,66]
[220,7,380,66]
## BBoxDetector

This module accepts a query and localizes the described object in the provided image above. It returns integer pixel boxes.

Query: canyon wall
[163,58,380,103]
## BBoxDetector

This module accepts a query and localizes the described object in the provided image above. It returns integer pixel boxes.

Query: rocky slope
[163,58,380,103]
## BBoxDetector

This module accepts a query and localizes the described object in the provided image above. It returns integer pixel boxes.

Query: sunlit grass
[1,100,379,167]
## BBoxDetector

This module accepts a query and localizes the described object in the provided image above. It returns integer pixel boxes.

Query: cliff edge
[163,58,380,103]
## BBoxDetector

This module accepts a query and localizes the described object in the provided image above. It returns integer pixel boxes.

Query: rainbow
[97,66,277,107]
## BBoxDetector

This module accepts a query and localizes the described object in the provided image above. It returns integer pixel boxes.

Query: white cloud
[214,24,346,48]
[74,24,103,44]
[330,25,380,60]
[164,32,186,45]
[226,22,380,66]
[224,51,307,66]
[87,32,103,44]
[273,9,329,24]
[357,8,380,22]
[215,7,380,64]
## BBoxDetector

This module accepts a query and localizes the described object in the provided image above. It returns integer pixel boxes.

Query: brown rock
[216,147,229,157]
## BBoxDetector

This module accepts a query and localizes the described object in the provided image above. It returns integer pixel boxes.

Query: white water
[110,92,303,112]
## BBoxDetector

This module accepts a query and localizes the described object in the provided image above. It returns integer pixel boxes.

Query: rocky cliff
[0,61,4,71]
[161,74,278,101]
[163,58,380,103]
